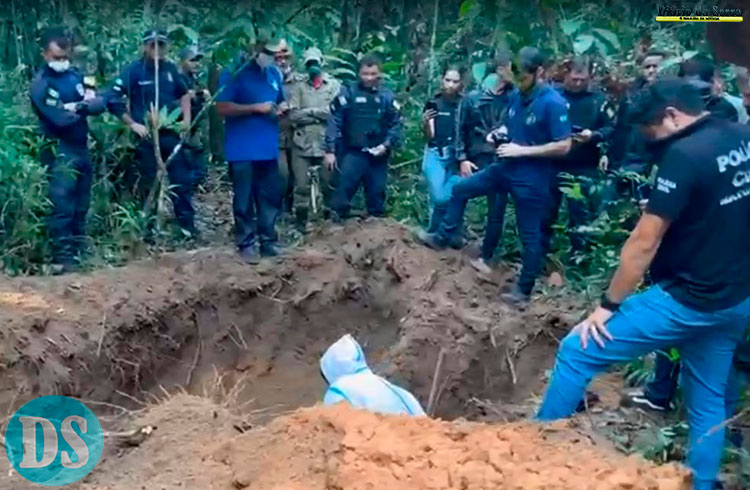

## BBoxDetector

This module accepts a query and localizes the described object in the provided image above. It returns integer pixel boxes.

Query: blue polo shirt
[217,60,284,162]
[505,83,571,181]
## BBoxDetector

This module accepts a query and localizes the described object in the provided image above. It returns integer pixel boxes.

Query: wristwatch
[600,293,621,312]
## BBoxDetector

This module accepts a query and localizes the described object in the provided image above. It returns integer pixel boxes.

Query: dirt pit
[0,220,690,489]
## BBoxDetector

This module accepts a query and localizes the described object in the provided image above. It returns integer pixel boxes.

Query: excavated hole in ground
[94,283,559,424]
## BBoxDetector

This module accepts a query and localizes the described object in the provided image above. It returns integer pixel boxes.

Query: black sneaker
[238,246,261,265]
[414,229,447,250]
[260,243,285,257]
[499,285,531,306]
[620,388,670,413]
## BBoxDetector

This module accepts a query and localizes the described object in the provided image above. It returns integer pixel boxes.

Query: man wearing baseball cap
[108,28,196,239]
[274,39,304,216]
[287,47,341,232]
[178,45,209,188]
[216,38,289,264]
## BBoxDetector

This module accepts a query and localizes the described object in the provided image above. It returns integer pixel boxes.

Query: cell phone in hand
[572,125,584,134]
[425,101,438,112]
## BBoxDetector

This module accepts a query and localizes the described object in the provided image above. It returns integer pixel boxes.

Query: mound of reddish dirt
[77,395,690,490]
[216,404,690,490]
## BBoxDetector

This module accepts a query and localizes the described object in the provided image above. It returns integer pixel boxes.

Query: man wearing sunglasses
[108,29,195,239]
[216,40,289,264]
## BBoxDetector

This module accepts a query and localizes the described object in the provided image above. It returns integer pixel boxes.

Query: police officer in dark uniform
[603,50,665,207]
[324,54,402,219]
[108,29,195,237]
[418,47,572,305]
[454,52,518,273]
[541,56,615,256]
[30,27,107,273]
[178,45,209,189]
[621,57,744,418]
[678,55,739,122]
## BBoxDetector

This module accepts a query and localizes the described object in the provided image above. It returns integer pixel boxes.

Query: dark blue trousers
[43,142,92,265]
[228,160,281,250]
[135,131,195,232]
[541,170,597,256]
[435,162,549,295]
[332,151,388,218]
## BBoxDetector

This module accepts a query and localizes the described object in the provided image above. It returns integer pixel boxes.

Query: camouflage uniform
[288,49,341,228]
[278,70,305,212]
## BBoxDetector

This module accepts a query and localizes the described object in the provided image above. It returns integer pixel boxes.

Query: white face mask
[48,60,70,73]
[256,52,274,69]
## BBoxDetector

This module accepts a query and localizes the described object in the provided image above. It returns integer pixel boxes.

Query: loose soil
[0,219,690,488]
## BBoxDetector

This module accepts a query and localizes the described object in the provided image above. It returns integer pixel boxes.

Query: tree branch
[285,3,312,24]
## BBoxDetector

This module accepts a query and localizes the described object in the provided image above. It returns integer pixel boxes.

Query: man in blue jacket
[30,27,107,273]
[216,40,288,264]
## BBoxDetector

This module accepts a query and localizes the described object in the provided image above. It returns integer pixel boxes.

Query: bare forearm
[607,234,660,303]
[423,120,435,141]
[522,138,571,158]
[181,95,192,128]
[121,113,137,127]
[215,102,260,117]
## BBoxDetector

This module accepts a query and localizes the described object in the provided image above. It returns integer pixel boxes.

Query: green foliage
[0,0,719,280]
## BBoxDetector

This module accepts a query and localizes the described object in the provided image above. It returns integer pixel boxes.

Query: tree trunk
[338,0,350,45]
[208,60,224,160]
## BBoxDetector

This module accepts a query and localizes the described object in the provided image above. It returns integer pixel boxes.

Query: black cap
[518,46,545,73]
[143,29,169,44]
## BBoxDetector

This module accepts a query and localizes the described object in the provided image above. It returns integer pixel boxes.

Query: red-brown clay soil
[72,395,689,490]
[0,219,691,489]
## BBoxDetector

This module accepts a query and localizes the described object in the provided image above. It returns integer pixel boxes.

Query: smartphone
[425,101,438,112]
[572,125,584,134]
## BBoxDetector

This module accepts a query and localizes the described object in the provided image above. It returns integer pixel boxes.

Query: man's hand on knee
[573,306,614,349]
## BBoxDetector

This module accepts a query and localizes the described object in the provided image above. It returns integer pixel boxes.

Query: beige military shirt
[280,71,304,149]
[288,73,341,158]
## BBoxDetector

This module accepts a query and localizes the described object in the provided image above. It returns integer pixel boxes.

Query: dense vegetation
[0,0,746,480]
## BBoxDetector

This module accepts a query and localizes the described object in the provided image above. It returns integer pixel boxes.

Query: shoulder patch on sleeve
[339,95,347,106]
[393,100,401,110]
[46,98,58,107]
[47,88,59,98]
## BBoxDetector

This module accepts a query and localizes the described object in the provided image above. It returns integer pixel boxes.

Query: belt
[428,144,454,158]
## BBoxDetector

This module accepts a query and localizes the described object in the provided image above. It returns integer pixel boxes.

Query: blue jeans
[422,146,461,233]
[228,160,281,249]
[332,150,388,218]
[537,285,750,490]
[435,162,548,295]
[42,142,92,265]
